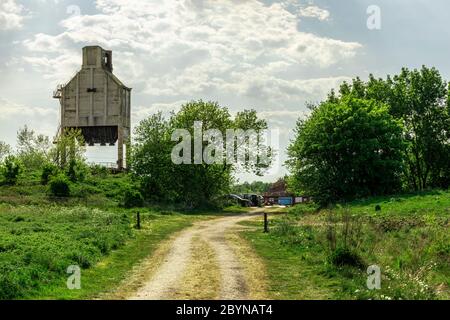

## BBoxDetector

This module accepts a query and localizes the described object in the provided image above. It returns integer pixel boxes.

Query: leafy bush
[48,174,71,197]
[41,163,58,185]
[328,247,365,269]
[121,188,144,208]
[66,159,88,183]
[1,155,22,185]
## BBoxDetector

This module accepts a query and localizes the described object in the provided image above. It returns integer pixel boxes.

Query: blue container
[278,197,293,206]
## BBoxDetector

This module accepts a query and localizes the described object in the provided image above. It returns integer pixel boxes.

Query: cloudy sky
[1,0,450,182]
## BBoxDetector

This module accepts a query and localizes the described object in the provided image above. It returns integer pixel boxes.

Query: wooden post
[136,211,141,230]
[264,211,269,233]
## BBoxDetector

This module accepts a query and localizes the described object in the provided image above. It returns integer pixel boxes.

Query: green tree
[330,66,450,190]
[66,159,88,183]
[0,141,11,161]
[16,126,52,170]
[231,181,271,194]
[130,112,177,202]
[51,128,86,169]
[390,67,450,189]
[130,100,272,207]
[169,101,234,206]
[287,97,405,205]
[234,109,273,176]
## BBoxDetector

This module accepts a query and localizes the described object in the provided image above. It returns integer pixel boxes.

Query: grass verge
[240,217,344,300]
[240,190,450,300]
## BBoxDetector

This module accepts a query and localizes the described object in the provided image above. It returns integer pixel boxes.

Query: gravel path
[130,211,261,300]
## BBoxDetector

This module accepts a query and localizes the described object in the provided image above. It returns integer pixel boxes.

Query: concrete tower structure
[53,46,131,169]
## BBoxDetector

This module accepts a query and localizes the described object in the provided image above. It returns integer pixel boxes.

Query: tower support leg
[117,126,124,170]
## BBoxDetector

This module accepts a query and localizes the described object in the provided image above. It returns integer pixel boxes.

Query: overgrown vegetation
[0,198,215,299]
[0,161,134,299]
[242,190,450,300]
[1,127,87,189]
[0,205,131,299]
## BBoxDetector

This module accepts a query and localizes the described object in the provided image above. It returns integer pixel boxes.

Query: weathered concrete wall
[61,69,129,128]
[56,46,131,168]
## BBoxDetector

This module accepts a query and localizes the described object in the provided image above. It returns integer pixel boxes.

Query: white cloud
[21,0,361,94]
[132,100,186,124]
[0,98,56,119]
[0,98,57,145]
[0,0,27,31]
[298,5,331,21]
[223,73,351,106]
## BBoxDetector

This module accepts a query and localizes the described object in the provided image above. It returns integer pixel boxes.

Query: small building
[263,179,310,206]
[53,46,131,169]
[294,196,312,204]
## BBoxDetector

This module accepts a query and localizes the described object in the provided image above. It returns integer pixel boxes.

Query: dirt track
[128,211,262,300]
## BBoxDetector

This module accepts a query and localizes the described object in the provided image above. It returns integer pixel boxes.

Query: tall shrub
[1,155,22,185]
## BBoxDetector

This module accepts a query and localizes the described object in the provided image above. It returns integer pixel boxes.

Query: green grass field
[0,170,235,300]
[240,190,450,300]
[0,202,217,299]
